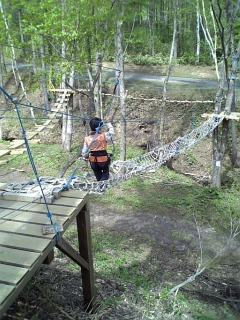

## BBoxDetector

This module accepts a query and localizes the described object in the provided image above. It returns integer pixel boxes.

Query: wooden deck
[0,188,95,319]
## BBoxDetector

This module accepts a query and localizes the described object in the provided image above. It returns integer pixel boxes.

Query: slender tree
[115,0,126,162]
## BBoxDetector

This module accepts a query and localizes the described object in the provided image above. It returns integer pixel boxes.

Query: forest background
[1,0,240,319]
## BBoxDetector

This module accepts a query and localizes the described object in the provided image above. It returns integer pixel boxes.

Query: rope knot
[46,212,52,218]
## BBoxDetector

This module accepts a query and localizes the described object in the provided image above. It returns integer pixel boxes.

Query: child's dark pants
[90,160,110,181]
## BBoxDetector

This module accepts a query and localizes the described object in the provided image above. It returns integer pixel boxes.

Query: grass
[62,227,239,320]
[91,165,240,233]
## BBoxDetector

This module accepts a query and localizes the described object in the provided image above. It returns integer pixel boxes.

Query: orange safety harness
[84,132,109,163]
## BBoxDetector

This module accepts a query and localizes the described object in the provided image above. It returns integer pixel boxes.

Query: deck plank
[0,233,50,251]
[0,284,15,303]
[0,220,52,238]
[0,200,77,215]
[61,189,88,199]
[0,210,67,225]
[0,247,39,267]
[54,197,85,206]
[0,264,28,285]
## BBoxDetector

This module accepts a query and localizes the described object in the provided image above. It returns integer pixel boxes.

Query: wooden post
[42,249,54,265]
[76,202,96,312]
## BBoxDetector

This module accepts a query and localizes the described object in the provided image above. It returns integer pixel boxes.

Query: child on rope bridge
[82,117,115,182]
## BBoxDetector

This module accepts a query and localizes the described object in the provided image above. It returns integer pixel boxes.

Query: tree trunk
[115,0,126,162]
[0,49,8,110]
[159,0,178,146]
[94,54,103,119]
[0,0,36,124]
[211,119,229,187]
[32,41,38,75]
[62,94,73,152]
[200,0,219,80]
[40,42,50,111]
[77,78,87,129]
[211,62,235,187]
[211,60,225,187]
[229,40,240,167]
[195,0,200,65]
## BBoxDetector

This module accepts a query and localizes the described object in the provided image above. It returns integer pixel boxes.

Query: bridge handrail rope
[0,86,61,242]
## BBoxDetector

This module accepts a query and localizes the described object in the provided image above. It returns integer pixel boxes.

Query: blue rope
[0,86,61,242]
[62,120,104,190]
[105,70,121,118]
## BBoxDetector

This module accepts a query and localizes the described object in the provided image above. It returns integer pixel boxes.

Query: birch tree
[210,0,240,187]
[115,0,126,162]
[195,0,200,65]
[0,0,37,123]
[159,0,178,146]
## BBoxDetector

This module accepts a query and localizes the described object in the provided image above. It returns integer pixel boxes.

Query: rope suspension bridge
[2,98,225,196]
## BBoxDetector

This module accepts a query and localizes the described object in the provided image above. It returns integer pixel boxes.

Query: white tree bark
[200,0,219,80]
[115,0,126,162]
[159,0,178,146]
[195,0,200,65]
[40,43,50,111]
[0,0,36,124]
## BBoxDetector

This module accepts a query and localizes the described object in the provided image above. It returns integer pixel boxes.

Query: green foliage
[178,53,197,65]
[185,150,197,165]
[126,53,165,66]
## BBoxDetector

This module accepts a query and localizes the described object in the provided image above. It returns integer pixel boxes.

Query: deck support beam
[76,203,96,312]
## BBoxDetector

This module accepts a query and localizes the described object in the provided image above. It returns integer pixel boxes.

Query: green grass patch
[64,227,239,320]
[93,166,240,232]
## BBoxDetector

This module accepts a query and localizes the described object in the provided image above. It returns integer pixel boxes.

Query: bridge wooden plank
[0,150,10,156]
[9,140,25,149]
[0,159,9,165]
[10,148,27,155]
[28,139,41,144]
[26,132,39,139]
[35,126,46,132]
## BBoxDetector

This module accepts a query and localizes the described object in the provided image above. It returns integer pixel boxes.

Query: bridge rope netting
[4,111,224,195]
